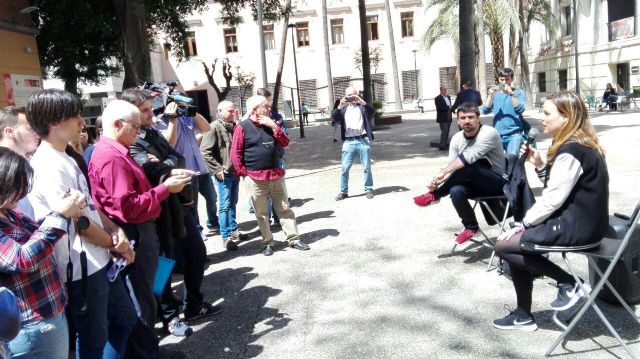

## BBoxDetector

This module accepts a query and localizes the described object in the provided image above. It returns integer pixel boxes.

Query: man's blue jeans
[340,137,373,194]
[68,265,137,359]
[501,132,524,156]
[8,312,68,359]
[194,173,219,229]
[214,174,240,240]
[433,162,507,230]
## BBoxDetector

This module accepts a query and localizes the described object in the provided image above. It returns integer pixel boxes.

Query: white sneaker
[166,317,193,336]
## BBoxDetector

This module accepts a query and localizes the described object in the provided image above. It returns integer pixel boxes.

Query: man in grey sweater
[414,102,506,244]
[200,100,247,250]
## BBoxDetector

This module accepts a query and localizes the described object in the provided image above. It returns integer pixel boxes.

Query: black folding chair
[532,202,640,358]
[450,194,510,271]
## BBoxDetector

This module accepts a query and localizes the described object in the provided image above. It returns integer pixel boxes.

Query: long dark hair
[0,147,33,209]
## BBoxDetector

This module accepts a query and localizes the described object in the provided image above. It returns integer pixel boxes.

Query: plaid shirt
[0,209,68,323]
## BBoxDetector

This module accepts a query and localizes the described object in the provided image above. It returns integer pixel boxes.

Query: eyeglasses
[121,119,141,130]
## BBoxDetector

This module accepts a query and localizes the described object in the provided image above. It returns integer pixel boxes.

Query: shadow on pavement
[161,267,289,358]
[296,210,335,225]
[289,197,314,208]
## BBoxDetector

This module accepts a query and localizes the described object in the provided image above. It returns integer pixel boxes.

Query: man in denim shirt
[482,68,527,155]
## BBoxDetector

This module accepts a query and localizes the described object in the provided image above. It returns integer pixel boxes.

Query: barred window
[332,76,351,101]
[371,73,387,101]
[402,70,422,100]
[438,67,457,94]
[221,86,254,113]
[299,79,318,108]
[538,72,547,93]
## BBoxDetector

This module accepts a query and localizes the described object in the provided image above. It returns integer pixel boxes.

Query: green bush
[372,100,384,119]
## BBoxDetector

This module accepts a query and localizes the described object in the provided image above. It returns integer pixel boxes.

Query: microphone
[521,128,540,159]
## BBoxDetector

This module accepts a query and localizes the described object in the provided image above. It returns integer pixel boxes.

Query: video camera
[140,80,197,117]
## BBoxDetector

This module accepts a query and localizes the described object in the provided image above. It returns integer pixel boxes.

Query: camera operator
[332,87,375,200]
[482,67,527,156]
[157,99,221,238]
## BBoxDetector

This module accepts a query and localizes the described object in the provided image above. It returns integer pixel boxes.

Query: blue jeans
[501,133,524,156]
[194,173,219,229]
[68,265,137,359]
[340,137,373,194]
[215,174,240,240]
[8,312,68,359]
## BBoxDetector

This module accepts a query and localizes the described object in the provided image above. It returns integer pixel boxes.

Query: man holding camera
[157,99,220,238]
[231,95,310,256]
[332,87,375,200]
[482,67,527,155]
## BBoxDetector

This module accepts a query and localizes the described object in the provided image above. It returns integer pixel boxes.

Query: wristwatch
[50,211,69,222]
[77,216,90,231]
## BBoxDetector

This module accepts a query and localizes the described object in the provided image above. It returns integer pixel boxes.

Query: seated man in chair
[414,102,507,244]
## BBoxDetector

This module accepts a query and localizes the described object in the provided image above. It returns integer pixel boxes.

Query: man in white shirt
[26,89,136,358]
[331,87,375,200]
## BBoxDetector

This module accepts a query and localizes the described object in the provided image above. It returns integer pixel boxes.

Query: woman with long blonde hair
[492,90,609,331]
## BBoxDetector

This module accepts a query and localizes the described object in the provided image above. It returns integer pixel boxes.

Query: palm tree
[460,0,475,87]
[483,0,521,80]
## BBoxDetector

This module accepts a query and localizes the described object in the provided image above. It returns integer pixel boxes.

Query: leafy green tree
[34,0,122,95]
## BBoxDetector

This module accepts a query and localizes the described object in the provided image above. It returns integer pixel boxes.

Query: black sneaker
[184,302,223,321]
[366,191,374,199]
[290,241,310,251]
[335,192,348,201]
[492,307,538,331]
[262,245,274,256]
[550,282,591,311]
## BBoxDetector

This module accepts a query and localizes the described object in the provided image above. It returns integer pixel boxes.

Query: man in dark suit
[434,86,453,150]
[451,81,483,112]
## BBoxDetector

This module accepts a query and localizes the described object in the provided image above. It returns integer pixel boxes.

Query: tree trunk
[476,0,487,99]
[459,0,475,89]
[489,31,504,82]
[518,1,532,107]
[321,0,334,111]
[113,0,151,89]
[357,0,374,129]
[272,0,292,113]
[384,0,402,110]
[64,74,79,96]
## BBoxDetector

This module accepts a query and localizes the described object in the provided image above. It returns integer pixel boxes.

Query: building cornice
[0,19,38,36]
[394,0,422,7]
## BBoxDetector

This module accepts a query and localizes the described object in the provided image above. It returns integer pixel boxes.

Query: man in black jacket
[451,81,483,112]
[123,89,222,337]
[434,86,453,151]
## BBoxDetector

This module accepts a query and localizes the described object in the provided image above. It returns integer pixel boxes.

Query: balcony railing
[609,16,636,42]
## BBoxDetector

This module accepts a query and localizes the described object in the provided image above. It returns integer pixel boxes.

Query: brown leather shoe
[223,238,238,251]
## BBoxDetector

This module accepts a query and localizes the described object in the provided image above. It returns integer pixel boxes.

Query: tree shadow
[299,228,340,244]
[296,210,335,225]
[289,197,314,208]
[159,267,290,358]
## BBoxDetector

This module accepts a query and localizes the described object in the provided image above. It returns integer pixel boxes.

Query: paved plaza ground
[160,108,640,358]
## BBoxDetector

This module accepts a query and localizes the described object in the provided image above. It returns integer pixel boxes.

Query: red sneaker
[455,228,479,244]
[414,192,439,207]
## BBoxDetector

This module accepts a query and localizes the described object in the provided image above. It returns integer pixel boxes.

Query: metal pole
[413,50,417,98]
[384,0,402,110]
[257,0,268,88]
[321,0,335,110]
[573,0,580,94]
[289,24,305,138]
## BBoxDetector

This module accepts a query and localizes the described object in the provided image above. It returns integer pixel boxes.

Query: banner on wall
[2,73,42,106]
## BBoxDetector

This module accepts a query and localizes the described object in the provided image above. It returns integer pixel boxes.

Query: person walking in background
[332,87,375,201]
[492,91,608,331]
[301,103,309,125]
[434,86,453,151]
[451,81,483,112]
[483,67,527,156]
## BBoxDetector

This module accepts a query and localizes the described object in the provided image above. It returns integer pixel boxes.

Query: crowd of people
[0,85,311,358]
[0,65,613,357]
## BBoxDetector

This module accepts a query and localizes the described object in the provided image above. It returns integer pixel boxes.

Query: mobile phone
[496,84,506,91]
[345,96,357,102]
[192,171,201,177]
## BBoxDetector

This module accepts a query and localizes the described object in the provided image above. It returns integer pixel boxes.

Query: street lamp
[412,49,418,99]
[287,23,305,138]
